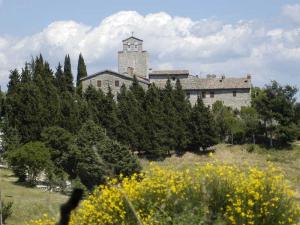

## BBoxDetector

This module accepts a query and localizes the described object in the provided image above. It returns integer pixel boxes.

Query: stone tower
[118,36,149,78]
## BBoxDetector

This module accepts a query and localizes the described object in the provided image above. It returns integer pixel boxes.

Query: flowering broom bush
[30,163,300,225]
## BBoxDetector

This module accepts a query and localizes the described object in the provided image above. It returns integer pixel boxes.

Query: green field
[1,142,300,224]
[0,169,67,225]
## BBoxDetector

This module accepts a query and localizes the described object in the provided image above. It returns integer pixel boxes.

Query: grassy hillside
[141,142,300,203]
[1,143,300,224]
[0,169,67,225]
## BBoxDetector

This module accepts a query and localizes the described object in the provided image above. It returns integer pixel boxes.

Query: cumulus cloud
[282,4,300,24]
[0,10,300,93]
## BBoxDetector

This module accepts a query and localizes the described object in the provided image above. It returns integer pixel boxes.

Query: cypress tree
[76,53,87,95]
[7,69,20,95]
[161,79,177,154]
[20,64,31,83]
[55,62,65,92]
[64,54,74,93]
[143,84,165,158]
[116,85,139,151]
[173,79,191,152]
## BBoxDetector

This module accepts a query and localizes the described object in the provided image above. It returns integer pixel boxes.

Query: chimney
[127,67,134,76]
[246,74,251,79]
[221,75,225,79]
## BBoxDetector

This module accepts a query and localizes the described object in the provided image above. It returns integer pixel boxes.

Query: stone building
[81,35,251,109]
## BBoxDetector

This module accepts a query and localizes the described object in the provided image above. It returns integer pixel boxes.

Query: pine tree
[188,97,217,151]
[64,54,74,93]
[76,53,87,95]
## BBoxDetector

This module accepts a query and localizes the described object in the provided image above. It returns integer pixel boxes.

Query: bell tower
[118,35,149,78]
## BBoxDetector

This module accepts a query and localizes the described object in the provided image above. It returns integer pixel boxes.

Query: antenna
[131,31,134,37]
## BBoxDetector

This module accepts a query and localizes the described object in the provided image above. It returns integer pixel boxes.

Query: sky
[0,0,300,96]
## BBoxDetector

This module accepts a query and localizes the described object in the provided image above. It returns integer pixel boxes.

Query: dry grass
[141,142,300,203]
[0,169,67,225]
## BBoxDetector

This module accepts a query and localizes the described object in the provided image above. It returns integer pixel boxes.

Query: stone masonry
[81,35,252,109]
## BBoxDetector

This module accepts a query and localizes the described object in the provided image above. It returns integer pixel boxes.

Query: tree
[252,81,298,147]
[75,121,109,189]
[64,54,74,93]
[7,69,20,95]
[173,79,191,152]
[116,85,140,151]
[212,101,233,142]
[41,126,78,178]
[7,142,52,183]
[160,79,177,154]
[240,107,259,144]
[96,138,141,177]
[188,97,217,150]
[143,84,165,158]
[76,53,87,95]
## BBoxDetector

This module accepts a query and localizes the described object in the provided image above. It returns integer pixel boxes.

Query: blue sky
[0,0,300,96]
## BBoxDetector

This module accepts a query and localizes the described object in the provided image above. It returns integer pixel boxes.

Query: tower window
[210,92,214,98]
[233,91,237,97]
[97,80,101,87]
[172,77,176,81]
[115,80,119,87]
[202,91,206,98]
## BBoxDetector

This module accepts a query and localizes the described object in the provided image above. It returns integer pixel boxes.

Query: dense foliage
[30,163,300,225]
[1,54,299,190]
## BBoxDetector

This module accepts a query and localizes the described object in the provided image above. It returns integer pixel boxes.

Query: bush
[1,200,13,224]
[246,144,256,153]
[30,163,300,225]
[7,142,53,184]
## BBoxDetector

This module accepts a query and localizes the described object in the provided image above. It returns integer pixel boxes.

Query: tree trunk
[269,131,273,147]
[252,133,256,145]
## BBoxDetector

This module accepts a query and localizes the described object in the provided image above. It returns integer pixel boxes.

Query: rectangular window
[233,91,237,97]
[202,91,206,98]
[97,80,101,87]
[210,92,214,98]
[115,80,119,87]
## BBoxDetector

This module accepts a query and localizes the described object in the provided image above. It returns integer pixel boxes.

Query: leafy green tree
[64,54,74,93]
[97,138,141,177]
[212,101,232,142]
[252,81,298,147]
[76,53,87,95]
[240,107,259,144]
[7,142,52,183]
[188,97,217,150]
[41,126,78,178]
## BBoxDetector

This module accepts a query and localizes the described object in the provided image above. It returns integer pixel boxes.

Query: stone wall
[81,72,148,97]
[118,51,149,78]
[187,89,251,109]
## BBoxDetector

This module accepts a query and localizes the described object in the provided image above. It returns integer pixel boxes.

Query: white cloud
[282,4,300,24]
[0,10,300,94]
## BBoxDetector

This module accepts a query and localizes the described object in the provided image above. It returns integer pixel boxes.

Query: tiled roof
[80,70,150,85]
[152,75,251,90]
[149,70,189,76]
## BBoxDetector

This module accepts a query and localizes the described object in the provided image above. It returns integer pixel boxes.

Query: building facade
[81,36,252,109]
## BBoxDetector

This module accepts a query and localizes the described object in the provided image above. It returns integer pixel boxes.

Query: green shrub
[1,200,13,224]
[6,142,53,184]
[246,144,256,153]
